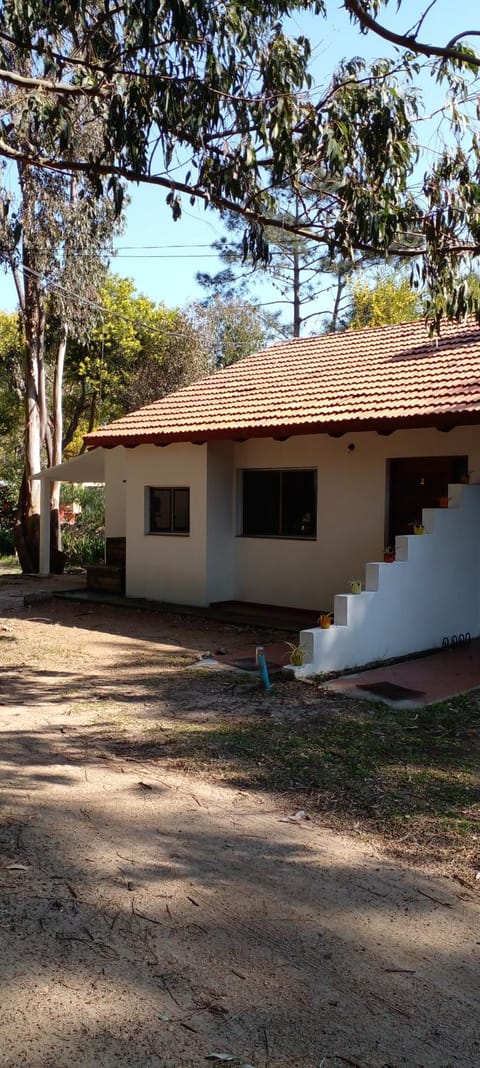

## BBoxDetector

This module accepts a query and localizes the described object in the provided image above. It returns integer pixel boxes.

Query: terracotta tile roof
[84,317,480,448]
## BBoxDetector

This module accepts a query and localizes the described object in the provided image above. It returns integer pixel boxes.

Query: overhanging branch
[0,66,109,97]
[345,0,480,68]
[2,137,479,262]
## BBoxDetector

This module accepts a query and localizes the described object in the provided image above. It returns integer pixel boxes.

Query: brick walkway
[326,638,480,707]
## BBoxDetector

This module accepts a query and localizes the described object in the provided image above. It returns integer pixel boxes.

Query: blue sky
[0,1,477,330]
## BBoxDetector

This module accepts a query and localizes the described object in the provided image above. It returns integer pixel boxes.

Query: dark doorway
[387,455,468,544]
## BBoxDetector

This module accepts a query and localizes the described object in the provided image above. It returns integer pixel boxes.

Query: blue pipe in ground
[256,647,272,691]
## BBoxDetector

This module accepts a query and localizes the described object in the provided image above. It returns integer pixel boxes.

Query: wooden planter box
[86,537,126,595]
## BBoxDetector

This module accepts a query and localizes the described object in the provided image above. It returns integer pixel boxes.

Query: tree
[347,270,424,330]
[189,294,281,367]
[2,0,480,322]
[0,70,123,571]
[64,277,280,447]
[62,275,212,449]
[197,205,365,337]
[0,311,23,441]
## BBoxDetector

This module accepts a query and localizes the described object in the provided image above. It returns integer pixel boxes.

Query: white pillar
[39,478,51,576]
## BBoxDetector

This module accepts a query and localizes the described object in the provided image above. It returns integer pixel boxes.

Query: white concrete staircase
[297,484,480,676]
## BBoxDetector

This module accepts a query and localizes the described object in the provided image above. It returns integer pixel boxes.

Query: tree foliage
[0,311,23,436]
[63,276,275,448]
[347,271,424,330]
[190,294,280,367]
[0,2,480,323]
[62,275,209,441]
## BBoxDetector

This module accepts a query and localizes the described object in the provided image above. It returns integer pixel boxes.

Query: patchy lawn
[1,590,479,885]
[100,676,480,885]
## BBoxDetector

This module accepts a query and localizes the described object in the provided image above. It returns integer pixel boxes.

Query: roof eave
[85,410,480,451]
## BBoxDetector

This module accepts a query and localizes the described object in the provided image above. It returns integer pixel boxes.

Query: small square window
[147,487,190,534]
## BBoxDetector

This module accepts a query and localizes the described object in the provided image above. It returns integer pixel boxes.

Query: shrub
[61,485,105,567]
[0,483,16,556]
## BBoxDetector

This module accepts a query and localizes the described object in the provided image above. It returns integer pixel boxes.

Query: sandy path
[1,698,479,1068]
[0,587,479,1067]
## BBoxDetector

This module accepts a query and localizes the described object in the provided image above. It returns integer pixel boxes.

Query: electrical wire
[16,261,288,348]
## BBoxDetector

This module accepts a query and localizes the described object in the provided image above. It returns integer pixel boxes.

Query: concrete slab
[325,638,480,708]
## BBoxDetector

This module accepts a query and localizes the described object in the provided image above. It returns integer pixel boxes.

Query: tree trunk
[13,169,48,572]
[49,323,68,573]
[293,248,301,338]
[330,273,346,333]
[14,297,44,571]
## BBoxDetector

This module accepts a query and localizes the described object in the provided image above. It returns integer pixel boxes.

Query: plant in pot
[318,611,333,629]
[349,578,362,594]
[285,641,305,667]
[383,545,395,563]
[411,520,424,535]
[438,495,449,508]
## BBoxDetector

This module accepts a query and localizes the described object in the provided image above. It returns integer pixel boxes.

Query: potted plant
[383,545,395,563]
[438,495,449,508]
[349,578,362,594]
[285,641,305,667]
[411,520,424,535]
[318,611,333,629]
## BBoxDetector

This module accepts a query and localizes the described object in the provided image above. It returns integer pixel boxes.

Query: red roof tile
[84,318,480,448]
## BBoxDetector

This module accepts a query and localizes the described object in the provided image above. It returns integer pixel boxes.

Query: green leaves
[2,0,480,322]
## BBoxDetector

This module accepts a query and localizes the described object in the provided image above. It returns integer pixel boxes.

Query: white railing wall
[298,484,480,676]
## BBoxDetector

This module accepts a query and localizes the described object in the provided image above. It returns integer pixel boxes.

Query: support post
[39,477,51,575]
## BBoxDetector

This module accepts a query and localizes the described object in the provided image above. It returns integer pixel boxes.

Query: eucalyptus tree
[0,1,478,323]
[0,2,478,309]
[0,74,123,571]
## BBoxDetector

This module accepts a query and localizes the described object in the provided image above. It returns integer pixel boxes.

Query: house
[36,317,480,673]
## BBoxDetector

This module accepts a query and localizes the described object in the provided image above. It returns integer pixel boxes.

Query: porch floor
[56,586,320,632]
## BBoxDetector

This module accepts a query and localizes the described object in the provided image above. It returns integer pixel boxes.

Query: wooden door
[387,455,468,544]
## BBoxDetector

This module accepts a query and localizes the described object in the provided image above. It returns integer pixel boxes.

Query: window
[147,487,190,534]
[242,469,316,538]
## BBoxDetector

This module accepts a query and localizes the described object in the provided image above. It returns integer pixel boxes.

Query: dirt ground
[1,578,479,1068]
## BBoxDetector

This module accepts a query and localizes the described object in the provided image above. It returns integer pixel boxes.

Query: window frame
[146,486,190,536]
[240,467,317,540]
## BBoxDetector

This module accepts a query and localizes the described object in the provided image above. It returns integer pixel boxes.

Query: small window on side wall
[242,469,316,538]
[147,487,190,534]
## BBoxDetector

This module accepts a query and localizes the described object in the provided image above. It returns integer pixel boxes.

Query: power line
[17,262,286,349]
[113,253,223,259]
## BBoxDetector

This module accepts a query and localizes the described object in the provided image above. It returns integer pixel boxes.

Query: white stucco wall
[298,483,480,674]
[118,424,480,610]
[206,441,236,603]
[124,443,208,604]
[104,447,127,538]
[232,426,480,610]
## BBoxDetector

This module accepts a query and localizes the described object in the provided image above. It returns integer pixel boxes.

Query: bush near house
[0,483,16,555]
[61,485,105,567]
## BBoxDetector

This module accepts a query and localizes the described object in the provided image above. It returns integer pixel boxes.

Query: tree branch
[345,0,480,68]
[0,66,109,97]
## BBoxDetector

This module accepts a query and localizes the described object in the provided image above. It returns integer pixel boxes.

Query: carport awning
[32,448,106,483]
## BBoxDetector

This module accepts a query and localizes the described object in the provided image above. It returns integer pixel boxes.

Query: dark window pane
[243,470,281,536]
[281,470,316,537]
[173,488,190,532]
[150,488,171,532]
